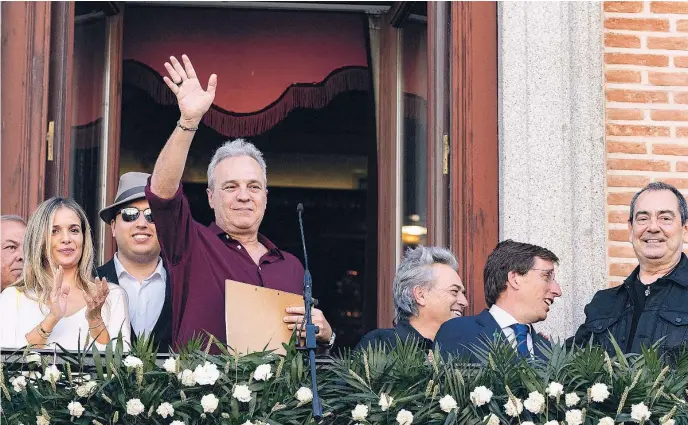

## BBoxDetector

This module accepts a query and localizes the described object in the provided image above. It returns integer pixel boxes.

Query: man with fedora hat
[97,172,172,351]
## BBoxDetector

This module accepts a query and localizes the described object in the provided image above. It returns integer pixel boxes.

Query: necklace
[642,261,680,297]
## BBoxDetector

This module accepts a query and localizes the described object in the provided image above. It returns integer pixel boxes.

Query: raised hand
[83,277,110,322]
[48,266,69,319]
[163,54,217,124]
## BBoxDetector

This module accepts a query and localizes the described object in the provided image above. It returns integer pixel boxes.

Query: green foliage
[2,336,688,425]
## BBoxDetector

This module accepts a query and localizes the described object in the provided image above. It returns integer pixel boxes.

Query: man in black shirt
[356,246,467,351]
[574,182,688,355]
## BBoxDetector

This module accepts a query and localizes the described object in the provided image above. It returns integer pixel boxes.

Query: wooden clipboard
[225,279,302,355]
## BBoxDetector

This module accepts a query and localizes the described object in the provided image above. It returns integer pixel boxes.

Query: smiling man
[97,172,172,351]
[435,240,561,361]
[356,246,467,351]
[574,182,688,356]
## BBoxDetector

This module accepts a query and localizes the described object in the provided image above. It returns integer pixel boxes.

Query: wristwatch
[318,331,336,348]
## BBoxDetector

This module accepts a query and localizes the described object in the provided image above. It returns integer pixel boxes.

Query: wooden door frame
[450,1,499,316]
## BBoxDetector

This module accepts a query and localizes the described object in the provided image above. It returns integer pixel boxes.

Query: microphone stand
[296,203,323,420]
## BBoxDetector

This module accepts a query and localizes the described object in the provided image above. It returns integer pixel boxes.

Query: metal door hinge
[442,134,449,175]
[47,121,55,161]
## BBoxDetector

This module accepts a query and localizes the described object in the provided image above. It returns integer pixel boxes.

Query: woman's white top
[0,283,131,351]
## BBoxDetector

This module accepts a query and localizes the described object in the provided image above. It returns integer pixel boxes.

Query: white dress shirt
[488,304,533,354]
[113,254,166,338]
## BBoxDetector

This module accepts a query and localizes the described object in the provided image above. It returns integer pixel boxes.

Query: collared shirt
[489,304,533,354]
[113,254,166,337]
[145,182,304,347]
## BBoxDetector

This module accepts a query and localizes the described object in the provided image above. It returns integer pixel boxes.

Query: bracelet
[177,120,198,132]
[36,323,51,339]
[89,321,105,330]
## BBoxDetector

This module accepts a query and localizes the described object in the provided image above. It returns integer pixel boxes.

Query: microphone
[295,202,323,420]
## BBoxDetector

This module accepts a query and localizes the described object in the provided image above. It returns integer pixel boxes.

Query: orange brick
[609,229,630,242]
[607,175,650,187]
[608,141,647,154]
[648,36,688,50]
[605,33,641,48]
[604,1,643,12]
[679,127,688,137]
[674,92,688,103]
[608,192,636,205]
[662,178,688,189]
[678,161,688,171]
[606,124,670,137]
[608,159,671,171]
[605,53,669,67]
[606,70,642,83]
[607,108,644,120]
[608,245,636,258]
[679,20,688,32]
[651,1,688,14]
[608,210,630,223]
[609,280,624,288]
[675,57,688,68]
[610,263,637,277]
[648,72,688,86]
[605,18,669,31]
[651,110,688,121]
[652,143,688,155]
[607,90,668,103]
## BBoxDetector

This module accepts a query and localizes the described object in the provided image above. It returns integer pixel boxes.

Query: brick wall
[605,1,688,285]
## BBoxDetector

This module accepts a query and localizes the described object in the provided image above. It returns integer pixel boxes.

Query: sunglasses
[118,207,154,224]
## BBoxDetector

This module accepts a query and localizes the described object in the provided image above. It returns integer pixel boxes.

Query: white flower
[42,365,62,383]
[163,357,177,374]
[25,353,42,364]
[566,409,584,425]
[193,362,220,386]
[631,402,651,422]
[598,417,615,425]
[36,414,49,425]
[253,364,273,381]
[351,404,369,421]
[156,402,175,418]
[75,381,97,398]
[233,384,252,403]
[170,421,185,425]
[396,409,413,425]
[504,397,523,417]
[22,370,42,380]
[565,392,580,407]
[379,392,393,411]
[123,355,143,369]
[545,421,560,425]
[295,386,313,403]
[68,401,85,418]
[241,421,254,425]
[523,391,545,414]
[178,369,195,387]
[662,420,676,425]
[522,422,535,425]
[590,382,610,402]
[547,381,564,398]
[201,394,219,413]
[439,394,457,413]
[469,385,493,407]
[126,398,145,416]
[11,375,27,392]
[484,414,499,425]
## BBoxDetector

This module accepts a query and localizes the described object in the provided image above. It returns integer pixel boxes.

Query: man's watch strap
[318,331,336,348]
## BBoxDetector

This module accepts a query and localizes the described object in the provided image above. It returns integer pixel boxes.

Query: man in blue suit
[434,240,562,361]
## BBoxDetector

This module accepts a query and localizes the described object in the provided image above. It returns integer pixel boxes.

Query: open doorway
[118,5,378,348]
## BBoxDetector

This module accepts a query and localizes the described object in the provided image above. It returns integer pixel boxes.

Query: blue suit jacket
[434,309,548,362]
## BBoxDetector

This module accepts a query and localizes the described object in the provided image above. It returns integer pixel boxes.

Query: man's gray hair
[393,246,459,324]
[1,215,26,226]
[207,139,267,190]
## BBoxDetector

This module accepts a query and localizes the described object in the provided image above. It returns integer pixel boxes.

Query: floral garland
[1,336,687,425]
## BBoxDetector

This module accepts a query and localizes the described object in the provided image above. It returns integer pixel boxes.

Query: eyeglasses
[531,268,557,283]
[118,207,154,224]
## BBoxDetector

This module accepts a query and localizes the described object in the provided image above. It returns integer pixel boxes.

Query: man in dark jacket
[356,246,467,351]
[574,182,688,356]
[97,172,172,351]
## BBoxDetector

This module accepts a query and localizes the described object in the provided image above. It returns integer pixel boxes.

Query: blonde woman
[0,197,130,350]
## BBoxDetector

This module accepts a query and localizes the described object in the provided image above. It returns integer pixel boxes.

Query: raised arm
[150,54,217,199]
